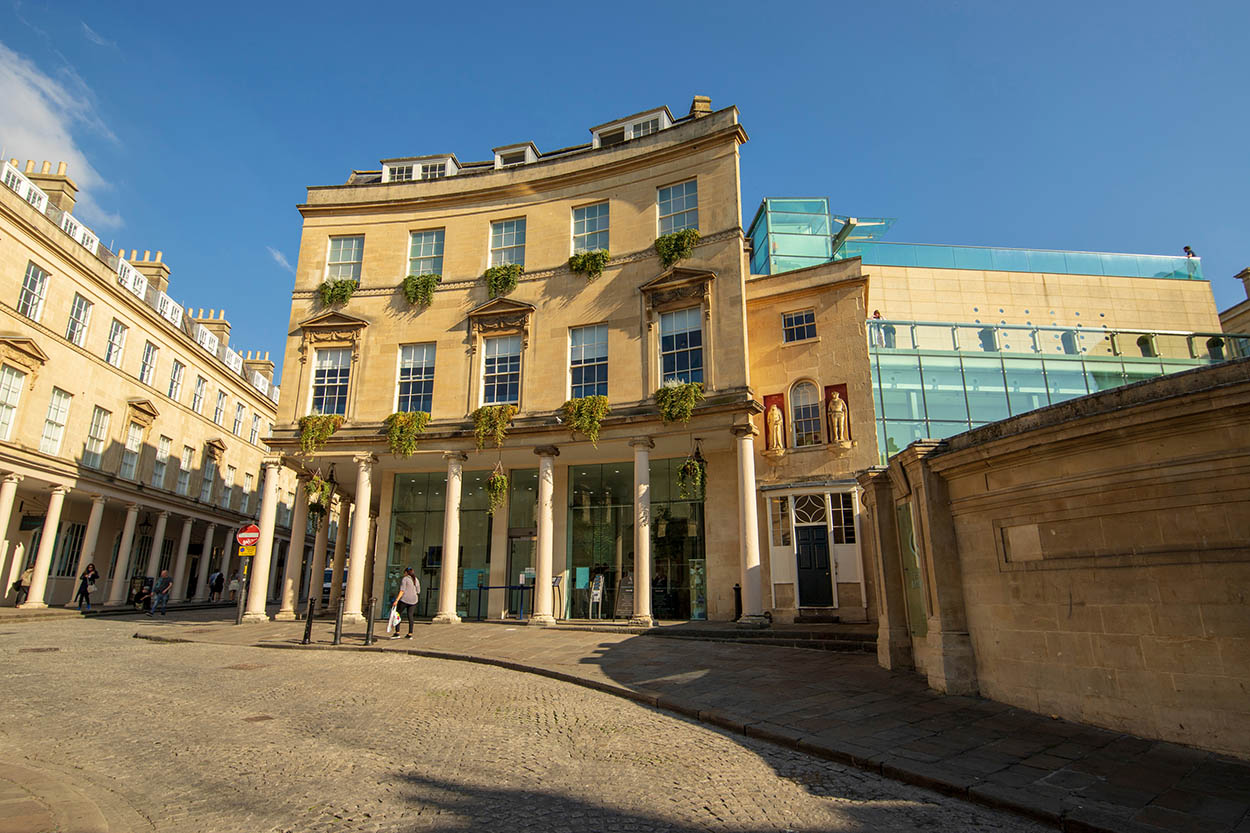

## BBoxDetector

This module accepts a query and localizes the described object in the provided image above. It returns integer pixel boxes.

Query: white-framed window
[482,335,521,405]
[0,364,26,441]
[168,360,185,401]
[397,343,435,413]
[498,150,526,167]
[570,324,608,399]
[39,388,72,455]
[152,435,172,489]
[326,235,364,281]
[199,455,217,503]
[631,117,660,138]
[659,307,703,385]
[222,465,236,509]
[83,406,110,469]
[243,472,254,514]
[249,414,260,445]
[782,309,817,343]
[791,381,822,447]
[769,497,792,546]
[17,262,49,322]
[191,376,207,414]
[52,522,86,578]
[658,180,698,235]
[213,391,227,425]
[311,347,351,415]
[120,421,143,480]
[105,319,127,367]
[232,403,245,435]
[65,293,93,346]
[176,445,194,496]
[572,202,609,253]
[409,229,444,275]
[420,162,446,180]
[139,341,159,385]
[490,218,526,267]
[832,492,857,544]
[387,164,414,182]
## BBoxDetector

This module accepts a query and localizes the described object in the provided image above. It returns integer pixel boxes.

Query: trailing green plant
[471,404,518,450]
[654,228,701,268]
[306,474,331,518]
[486,464,508,515]
[567,249,610,281]
[561,395,611,446]
[677,450,707,500]
[317,279,357,307]
[483,263,522,298]
[383,411,430,457]
[653,381,704,425]
[298,414,344,454]
[401,273,441,306]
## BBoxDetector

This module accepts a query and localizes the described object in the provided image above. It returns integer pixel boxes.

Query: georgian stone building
[0,157,299,608]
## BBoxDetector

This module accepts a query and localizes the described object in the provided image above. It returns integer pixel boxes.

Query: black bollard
[301,597,316,645]
[364,597,376,646]
[332,598,344,645]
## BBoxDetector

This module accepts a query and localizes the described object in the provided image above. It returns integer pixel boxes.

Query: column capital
[89,493,106,505]
[731,422,759,438]
[181,515,194,527]
[125,502,141,511]
[353,453,378,467]
[628,437,655,450]
[48,484,70,496]
[533,445,560,458]
[443,451,469,463]
[261,455,284,470]
[2,472,23,484]
[155,510,170,519]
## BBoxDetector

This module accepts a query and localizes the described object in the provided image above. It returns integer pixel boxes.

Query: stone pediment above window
[640,267,715,312]
[467,298,535,347]
[0,336,49,379]
[125,398,160,429]
[296,310,368,359]
[204,437,227,463]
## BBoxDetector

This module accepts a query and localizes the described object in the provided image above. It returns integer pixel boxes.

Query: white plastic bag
[387,605,400,634]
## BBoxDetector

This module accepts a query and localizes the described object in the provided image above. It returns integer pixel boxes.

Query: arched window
[1136,335,1157,358]
[791,382,822,447]
[1206,337,1226,362]
[1060,331,1079,355]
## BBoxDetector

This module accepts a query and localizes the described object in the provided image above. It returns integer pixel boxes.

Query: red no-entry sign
[236,524,260,547]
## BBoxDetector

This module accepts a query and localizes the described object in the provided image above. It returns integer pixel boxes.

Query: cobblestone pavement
[0,617,1046,832]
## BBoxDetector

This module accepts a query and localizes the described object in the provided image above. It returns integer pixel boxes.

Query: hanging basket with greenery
[317,279,357,307]
[298,414,344,454]
[561,395,610,446]
[383,411,430,457]
[486,464,508,515]
[567,249,610,281]
[483,263,522,298]
[471,404,518,450]
[653,381,704,425]
[401,273,441,307]
[677,450,707,500]
[306,474,331,518]
[654,229,700,268]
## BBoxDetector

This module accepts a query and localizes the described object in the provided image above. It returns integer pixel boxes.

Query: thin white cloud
[80,22,115,49]
[267,246,295,273]
[0,41,121,229]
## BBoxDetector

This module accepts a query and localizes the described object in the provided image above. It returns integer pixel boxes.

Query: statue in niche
[766,404,784,451]
[827,390,848,443]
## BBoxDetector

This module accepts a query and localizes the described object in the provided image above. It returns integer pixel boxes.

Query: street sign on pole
[234,524,260,625]
[236,524,260,547]
[238,544,257,558]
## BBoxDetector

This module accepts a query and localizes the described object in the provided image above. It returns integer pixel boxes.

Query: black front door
[796,524,832,607]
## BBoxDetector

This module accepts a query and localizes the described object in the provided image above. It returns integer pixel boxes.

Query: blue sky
[1,0,1246,383]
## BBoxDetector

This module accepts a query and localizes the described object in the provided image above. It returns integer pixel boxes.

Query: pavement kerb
[129,631,1117,833]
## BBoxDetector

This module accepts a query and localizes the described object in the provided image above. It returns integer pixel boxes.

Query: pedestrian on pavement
[133,583,152,613]
[149,570,173,616]
[75,563,99,612]
[228,572,240,601]
[390,566,420,639]
[15,565,34,605]
[208,570,223,602]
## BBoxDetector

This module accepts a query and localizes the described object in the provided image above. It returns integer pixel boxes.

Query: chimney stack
[130,249,172,294]
[689,95,712,117]
[243,350,276,384]
[26,160,79,213]
[191,308,232,348]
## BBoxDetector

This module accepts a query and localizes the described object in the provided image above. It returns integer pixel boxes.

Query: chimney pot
[209,309,216,318]
[8,158,16,167]
[131,249,138,261]
[24,160,34,173]
[40,161,51,174]
[56,161,67,176]
[155,251,162,262]
[142,250,151,262]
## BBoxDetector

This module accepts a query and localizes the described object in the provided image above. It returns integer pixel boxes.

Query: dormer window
[420,162,446,180]
[386,164,414,182]
[590,107,674,148]
[600,128,626,147]
[493,144,539,169]
[631,118,660,138]
[500,152,525,166]
[382,155,459,182]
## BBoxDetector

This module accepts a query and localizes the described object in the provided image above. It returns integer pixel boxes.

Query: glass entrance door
[506,536,535,618]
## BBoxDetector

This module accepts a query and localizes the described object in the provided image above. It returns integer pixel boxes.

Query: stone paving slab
[126,610,1250,833]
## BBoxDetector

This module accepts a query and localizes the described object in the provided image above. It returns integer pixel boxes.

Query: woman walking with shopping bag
[75,563,99,612]
[389,566,420,639]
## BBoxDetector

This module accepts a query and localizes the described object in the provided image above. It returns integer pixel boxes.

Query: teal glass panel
[876,420,888,464]
[1099,253,1139,278]
[990,248,1030,271]
[951,246,994,269]
[460,470,492,512]
[1086,362,1127,392]
[928,420,973,438]
[770,232,834,259]
[1063,251,1104,275]
[919,245,957,268]
[961,356,1010,422]
[872,354,885,412]
[997,328,1035,354]
[876,354,925,420]
[508,468,538,528]
[919,355,968,421]
[1122,358,1164,384]
[881,419,928,458]
[769,212,830,235]
[767,199,827,214]
[648,457,672,504]
[772,256,827,273]
[1027,249,1067,273]
[1003,357,1049,415]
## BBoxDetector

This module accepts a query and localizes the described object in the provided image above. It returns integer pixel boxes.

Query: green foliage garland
[317,279,357,307]
[486,465,508,515]
[401,273,441,306]
[654,229,700,268]
[652,381,704,425]
[561,395,611,446]
[306,474,331,518]
[383,411,430,457]
[678,450,707,500]
[483,263,522,298]
[471,404,518,450]
[567,249,610,281]
[298,414,344,454]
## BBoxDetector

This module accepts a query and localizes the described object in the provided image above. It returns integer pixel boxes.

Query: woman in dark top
[75,563,99,612]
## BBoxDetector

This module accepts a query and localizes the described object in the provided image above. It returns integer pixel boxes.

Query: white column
[146,512,169,579]
[243,457,282,623]
[171,517,193,601]
[106,504,141,606]
[630,438,654,627]
[276,478,309,620]
[307,503,332,611]
[20,485,68,608]
[66,495,105,605]
[530,447,558,626]
[0,473,23,592]
[195,523,217,601]
[433,451,466,624]
[343,454,374,624]
[327,499,350,609]
[735,425,767,626]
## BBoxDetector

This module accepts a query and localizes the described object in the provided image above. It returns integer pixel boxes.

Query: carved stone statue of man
[827,391,848,443]
[766,404,784,450]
